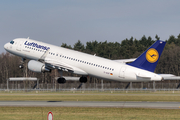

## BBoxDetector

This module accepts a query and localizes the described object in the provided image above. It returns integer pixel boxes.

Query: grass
[0,107,180,120]
[0,91,180,102]
[0,91,180,119]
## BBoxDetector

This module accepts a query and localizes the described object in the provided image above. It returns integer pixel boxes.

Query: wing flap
[45,58,88,75]
[45,58,73,71]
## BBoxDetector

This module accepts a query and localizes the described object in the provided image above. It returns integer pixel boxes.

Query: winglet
[128,40,166,72]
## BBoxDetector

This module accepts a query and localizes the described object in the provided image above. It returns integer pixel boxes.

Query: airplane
[4,38,180,84]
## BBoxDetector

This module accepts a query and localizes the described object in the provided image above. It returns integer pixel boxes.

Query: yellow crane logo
[146,48,159,63]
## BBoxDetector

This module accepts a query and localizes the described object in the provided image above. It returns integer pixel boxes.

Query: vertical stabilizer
[128,40,166,72]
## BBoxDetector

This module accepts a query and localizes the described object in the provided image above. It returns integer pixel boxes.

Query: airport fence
[0,82,180,91]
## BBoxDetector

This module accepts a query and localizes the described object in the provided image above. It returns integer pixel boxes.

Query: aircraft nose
[4,43,9,50]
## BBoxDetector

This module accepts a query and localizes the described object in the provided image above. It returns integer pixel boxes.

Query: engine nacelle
[57,77,66,84]
[28,60,50,73]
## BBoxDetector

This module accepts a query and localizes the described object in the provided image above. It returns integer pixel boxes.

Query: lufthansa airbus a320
[4,38,180,84]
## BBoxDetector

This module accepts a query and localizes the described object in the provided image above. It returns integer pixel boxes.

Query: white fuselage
[4,38,163,82]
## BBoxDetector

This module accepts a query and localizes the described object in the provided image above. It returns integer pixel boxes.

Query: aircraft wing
[159,74,180,80]
[39,49,50,62]
[45,58,74,71]
[44,58,88,75]
[113,58,136,63]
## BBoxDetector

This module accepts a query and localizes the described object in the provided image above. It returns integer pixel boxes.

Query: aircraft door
[119,66,126,79]
[16,40,24,51]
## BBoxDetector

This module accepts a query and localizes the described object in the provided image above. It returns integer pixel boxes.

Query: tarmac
[0,101,179,109]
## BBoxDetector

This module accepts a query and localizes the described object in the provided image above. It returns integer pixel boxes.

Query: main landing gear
[57,70,88,84]
[79,76,87,83]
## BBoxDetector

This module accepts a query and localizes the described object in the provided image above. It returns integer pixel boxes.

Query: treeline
[0,34,180,84]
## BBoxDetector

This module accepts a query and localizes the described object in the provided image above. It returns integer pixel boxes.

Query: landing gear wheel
[19,64,24,69]
[57,77,66,84]
[79,77,87,83]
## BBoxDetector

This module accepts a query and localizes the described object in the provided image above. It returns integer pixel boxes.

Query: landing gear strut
[19,58,26,69]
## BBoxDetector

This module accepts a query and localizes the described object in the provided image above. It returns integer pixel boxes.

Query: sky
[0,0,180,54]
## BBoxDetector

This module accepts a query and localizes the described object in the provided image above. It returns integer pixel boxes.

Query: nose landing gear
[19,58,26,69]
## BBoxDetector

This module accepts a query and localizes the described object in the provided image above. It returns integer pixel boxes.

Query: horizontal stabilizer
[159,74,180,80]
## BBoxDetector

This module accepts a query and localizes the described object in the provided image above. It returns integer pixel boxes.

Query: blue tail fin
[128,40,166,72]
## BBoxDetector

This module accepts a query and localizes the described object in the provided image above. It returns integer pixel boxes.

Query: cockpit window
[10,41,14,44]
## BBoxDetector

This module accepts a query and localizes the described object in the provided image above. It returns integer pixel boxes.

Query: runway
[0,101,180,109]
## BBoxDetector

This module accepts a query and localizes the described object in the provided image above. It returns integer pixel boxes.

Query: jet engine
[28,60,50,73]
[57,77,66,84]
